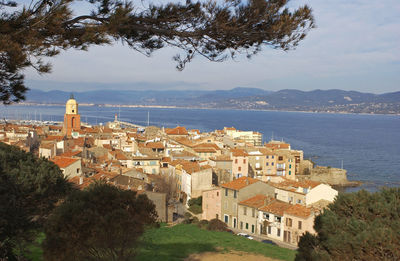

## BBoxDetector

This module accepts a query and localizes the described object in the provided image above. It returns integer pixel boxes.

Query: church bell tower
[63,94,81,136]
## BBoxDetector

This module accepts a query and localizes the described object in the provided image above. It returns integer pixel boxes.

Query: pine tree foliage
[0,142,72,260]
[43,182,158,261]
[296,188,400,261]
[0,0,314,103]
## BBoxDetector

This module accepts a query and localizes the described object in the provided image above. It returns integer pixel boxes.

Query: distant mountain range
[25,88,400,114]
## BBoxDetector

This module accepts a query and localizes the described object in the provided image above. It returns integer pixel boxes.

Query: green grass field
[27,224,296,261]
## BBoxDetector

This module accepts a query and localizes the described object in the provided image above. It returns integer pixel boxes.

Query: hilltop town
[1,96,345,247]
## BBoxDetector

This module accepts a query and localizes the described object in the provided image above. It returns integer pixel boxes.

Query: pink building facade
[202,187,221,220]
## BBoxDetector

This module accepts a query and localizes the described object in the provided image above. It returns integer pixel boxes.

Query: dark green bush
[207,218,227,232]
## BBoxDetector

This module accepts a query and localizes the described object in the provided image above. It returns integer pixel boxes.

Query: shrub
[184,212,193,219]
[188,204,203,214]
[197,219,209,229]
[188,196,202,207]
[192,217,199,224]
[207,218,227,232]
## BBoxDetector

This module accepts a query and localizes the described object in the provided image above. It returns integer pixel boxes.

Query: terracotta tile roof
[43,135,64,142]
[270,179,321,193]
[194,147,217,153]
[221,177,259,191]
[231,148,248,157]
[189,129,200,134]
[165,126,188,135]
[172,137,195,147]
[51,157,80,168]
[59,150,82,157]
[109,150,129,160]
[40,143,55,149]
[145,142,164,149]
[194,143,220,150]
[49,126,62,130]
[259,200,292,216]
[161,157,171,162]
[102,144,112,150]
[72,137,85,147]
[239,195,274,209]
[266,142,290,150]
[258,148,275,155]
[210,155,232,161]
[170,159,211,174]
[224,127,236,131]
[284,204,313,218]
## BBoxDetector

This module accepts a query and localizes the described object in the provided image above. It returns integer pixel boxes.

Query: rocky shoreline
[297,166,361,188]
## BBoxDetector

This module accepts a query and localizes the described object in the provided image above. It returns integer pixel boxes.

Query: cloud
[24,0,400,93]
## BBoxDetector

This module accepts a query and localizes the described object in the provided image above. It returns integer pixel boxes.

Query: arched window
[71,117,75,128]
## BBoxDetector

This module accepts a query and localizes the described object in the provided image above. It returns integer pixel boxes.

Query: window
[298,221,302,230]
[217,191,219,196]
[266,155,269,159]
[297,199,302,204]
[263,213,270,220]
[235,159,238,164]
[251,225,255,233]
[277,228,281,237]
[272,156,274,159]
[243,207,247,215]
[225,188,228,196]
[271,162,274,166]
[224,215,229,223]
[278,156,283,161]
[240,221,243,229]
[275,216,281,223]
[289,164,292,168]
[234,190,237,198]
[256,156,259,160]
[243,159,246,164]
[289,171,291,175]
[266,162,269,166]
[76,168,80,173]
[233,203,237,213]
[246,223,249,229]
[238,166,241,171]
[252,208,255,217]
[286,218,292,227]
[268,226,271,234]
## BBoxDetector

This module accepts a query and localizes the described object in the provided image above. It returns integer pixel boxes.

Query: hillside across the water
[25,88,400,114]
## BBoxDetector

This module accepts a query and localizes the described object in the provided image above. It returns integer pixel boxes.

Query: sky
[24,0,400,94]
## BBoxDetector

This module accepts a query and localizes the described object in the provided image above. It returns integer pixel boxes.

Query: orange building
[62,94,81,137]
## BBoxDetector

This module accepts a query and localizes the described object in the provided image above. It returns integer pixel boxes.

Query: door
[233,217,237,228]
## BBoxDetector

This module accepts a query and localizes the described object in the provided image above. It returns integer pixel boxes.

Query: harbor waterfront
[2,104,400,192]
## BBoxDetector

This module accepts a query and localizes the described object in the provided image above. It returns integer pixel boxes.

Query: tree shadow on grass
[137,242,217,261]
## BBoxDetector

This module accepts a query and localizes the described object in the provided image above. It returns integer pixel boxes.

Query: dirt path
[184,250,281,261]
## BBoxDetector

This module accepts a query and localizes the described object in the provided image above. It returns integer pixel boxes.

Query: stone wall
[297,166,351,186]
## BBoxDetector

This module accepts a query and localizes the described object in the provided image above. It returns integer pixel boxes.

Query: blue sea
[2,105,400,193]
